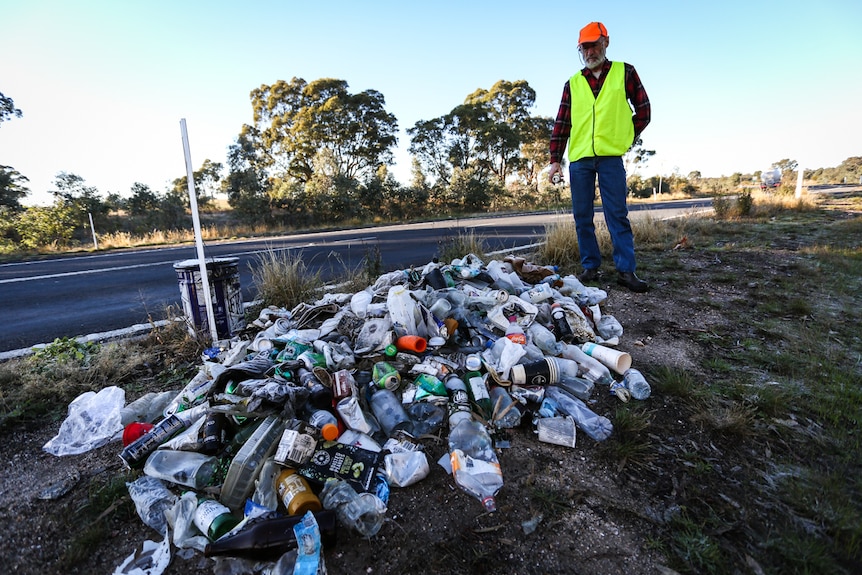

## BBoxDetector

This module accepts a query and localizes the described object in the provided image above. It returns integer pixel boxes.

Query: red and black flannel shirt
[549,59,651,165]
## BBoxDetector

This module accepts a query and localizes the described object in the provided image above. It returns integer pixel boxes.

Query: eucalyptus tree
[249,77,398,183]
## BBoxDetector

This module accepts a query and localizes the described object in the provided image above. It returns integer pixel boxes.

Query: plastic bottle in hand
[623,368,652,400]
[448,419,503,512]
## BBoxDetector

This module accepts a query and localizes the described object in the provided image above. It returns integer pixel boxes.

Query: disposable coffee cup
[429,298,452,319]
[537,416,577,448]
[581,342,632,375]
[510,358,558,386]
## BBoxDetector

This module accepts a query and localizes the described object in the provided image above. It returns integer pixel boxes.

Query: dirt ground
[0,241,816,575]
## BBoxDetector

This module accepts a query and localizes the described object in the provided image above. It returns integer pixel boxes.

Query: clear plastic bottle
[623,368,652,400]
[560,343,615,386]
[448,420,503,512]
[527,322,564,356]
[368,387,412,436]
[143,449,219,489]
[489,386,522,428]
[545,386,613,442]
[320,478,386,537]
[306,407,340,441]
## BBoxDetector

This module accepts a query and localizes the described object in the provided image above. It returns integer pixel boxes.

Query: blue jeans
[569,156,636,273]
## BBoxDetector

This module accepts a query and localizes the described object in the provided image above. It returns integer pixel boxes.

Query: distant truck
[760,168,781,190]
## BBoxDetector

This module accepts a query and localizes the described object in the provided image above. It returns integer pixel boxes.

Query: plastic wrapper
[43,386,125,456]
[126,476,178,534]
[111,530,171,575]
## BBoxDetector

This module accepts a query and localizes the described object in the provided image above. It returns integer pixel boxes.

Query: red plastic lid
[122,422,154,446]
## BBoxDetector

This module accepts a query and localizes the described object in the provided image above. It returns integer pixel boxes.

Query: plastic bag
[384,451,430,487]
[165,491,208,552]
[43,386,125,456]
[111,529,171,575]
[127,476,178,534]
[353,317,393,355]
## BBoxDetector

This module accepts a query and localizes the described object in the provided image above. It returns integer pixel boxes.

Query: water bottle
[368,387,412,436]
[545,386,613,441]
[623,368,652,400]
[306,407,340,441]
[448,420,503,512]
[527,322,564,356]
[560,343,615,386]
[320,478,386,537]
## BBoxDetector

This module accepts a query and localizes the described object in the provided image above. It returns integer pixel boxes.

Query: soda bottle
[444,374,473,429]
[489,385,522,428]
[505,316,526,345]
[527,322,563,355]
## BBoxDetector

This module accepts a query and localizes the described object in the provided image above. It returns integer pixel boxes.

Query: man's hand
[549,162,563,184]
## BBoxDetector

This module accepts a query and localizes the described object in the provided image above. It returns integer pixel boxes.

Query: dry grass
[250,248,322,311]
[436,231,489,264]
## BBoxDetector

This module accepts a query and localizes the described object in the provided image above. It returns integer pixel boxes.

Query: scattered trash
[43,253,655,573]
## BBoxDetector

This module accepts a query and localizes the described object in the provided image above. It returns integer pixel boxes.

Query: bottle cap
[465,354,482,372]
[320,423,339,441]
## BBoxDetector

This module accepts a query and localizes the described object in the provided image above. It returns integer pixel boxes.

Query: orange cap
[578,21,608,45]
[395,335,427,353]
[320,422,339,441]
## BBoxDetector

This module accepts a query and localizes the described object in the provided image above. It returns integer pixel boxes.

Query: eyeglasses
[578,41,603,53]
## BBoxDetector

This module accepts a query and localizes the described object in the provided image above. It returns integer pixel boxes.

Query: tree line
[2,84,860,253]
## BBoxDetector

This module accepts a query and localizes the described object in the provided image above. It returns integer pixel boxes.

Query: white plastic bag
[111,529,171,575]
[127,476,178,534]
[43,386,125,456]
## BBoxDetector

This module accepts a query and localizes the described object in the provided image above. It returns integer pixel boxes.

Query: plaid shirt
[549,60,651,164]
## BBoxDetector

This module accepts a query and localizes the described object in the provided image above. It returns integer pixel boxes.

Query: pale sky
[2,0,860,206]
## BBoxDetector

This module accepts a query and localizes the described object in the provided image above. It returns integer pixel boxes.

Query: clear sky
[2,0,860,206]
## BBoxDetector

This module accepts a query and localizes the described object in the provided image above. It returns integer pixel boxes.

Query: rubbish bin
[173,257,245,339]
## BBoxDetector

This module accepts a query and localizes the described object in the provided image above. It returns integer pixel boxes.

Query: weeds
[436,231,489,264]
[250,248,321,311]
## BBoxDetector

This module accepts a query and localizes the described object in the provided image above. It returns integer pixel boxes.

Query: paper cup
[581,342,632,375]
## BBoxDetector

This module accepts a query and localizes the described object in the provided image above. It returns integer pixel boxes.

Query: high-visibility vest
[567,61,634,162]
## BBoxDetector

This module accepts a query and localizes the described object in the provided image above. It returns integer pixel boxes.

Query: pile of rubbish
[43,254,652,575]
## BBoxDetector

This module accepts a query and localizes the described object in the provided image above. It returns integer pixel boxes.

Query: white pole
[88,212,98,249]
[180,119,219,344]
[795,164,804,199]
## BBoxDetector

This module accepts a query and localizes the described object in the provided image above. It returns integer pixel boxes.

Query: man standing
[549,21,651,293]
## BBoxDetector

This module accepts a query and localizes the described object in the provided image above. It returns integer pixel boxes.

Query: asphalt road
[1,199,711,354]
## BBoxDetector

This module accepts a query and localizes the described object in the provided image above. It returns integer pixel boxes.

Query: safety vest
[567,61,635,162]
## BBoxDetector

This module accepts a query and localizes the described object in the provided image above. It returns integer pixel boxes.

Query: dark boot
[617,271,649,293]
[577,268,600,283]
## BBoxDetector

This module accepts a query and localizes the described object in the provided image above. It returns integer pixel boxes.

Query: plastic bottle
[560,343,615,386]
[623,368,652,400]
[518,283,554,304]
[143,449,219,489]
[527,322,564,356]
[194,498,241,541]
[448,420,503,512]
[444,374,473,429]
[550,303,575,344]
[368,387,412,436]
[489,386,522,428]
[505,316,526,345]
[320,478,386,537]
[306,407,340,441]
[276,467,322,516]
[545,386,613,442]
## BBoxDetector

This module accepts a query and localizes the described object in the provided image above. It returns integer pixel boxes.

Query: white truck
[760,168,781,190]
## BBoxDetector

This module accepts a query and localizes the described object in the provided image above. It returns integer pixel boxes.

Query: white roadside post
[180,119,219,344]
[795,164,804,199]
